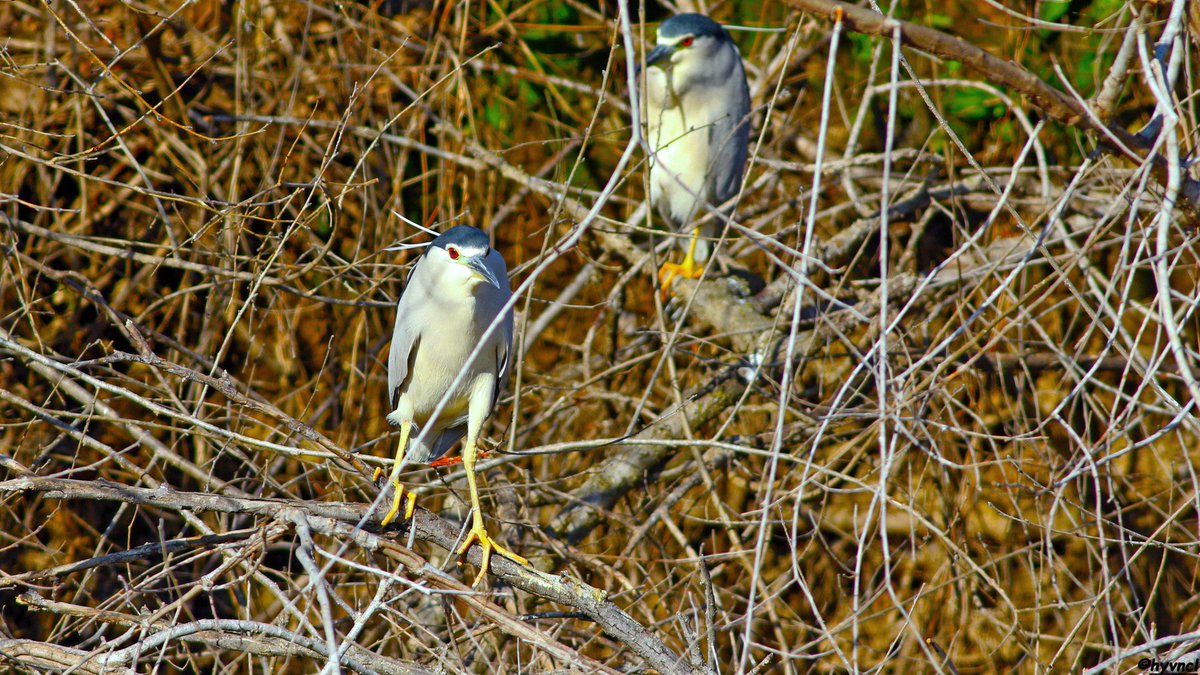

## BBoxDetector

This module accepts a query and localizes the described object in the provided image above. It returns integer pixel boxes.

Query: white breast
[646,70,726,228]
[403,304,481,425]
[396,273,508,429]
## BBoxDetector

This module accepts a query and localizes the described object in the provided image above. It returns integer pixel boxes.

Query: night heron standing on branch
[644,13,751,291]
[378,225,525,585]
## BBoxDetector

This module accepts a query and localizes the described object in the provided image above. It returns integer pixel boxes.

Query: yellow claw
[457,521,529,587]
[381,485,417,527]
[379,421,416,527]
[658,227,705,296]
[457,437,528,586]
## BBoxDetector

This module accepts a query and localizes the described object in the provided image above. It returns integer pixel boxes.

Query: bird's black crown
[658,13,728,41]
[429,225,491,253]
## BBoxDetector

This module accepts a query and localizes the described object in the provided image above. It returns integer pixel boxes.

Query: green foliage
[1086,0,1127,21]
[848,33,875,64]
[1039,0,1071,24]
[925,14,954,29]
[517,79,540,107]
[483,98,509,132]
[947,88,1005,122]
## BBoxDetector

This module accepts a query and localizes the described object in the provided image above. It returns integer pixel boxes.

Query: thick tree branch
[16,590,411,672]
[0,477,692,675]
[547,372,750,544]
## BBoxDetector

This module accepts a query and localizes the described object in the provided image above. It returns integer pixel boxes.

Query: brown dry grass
[3,0,1200,673]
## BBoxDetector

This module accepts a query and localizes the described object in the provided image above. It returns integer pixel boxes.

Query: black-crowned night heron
[378,225,525,585]
[644,13,751,290]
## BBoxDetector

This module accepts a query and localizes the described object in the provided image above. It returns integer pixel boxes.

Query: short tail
[404,424,466,464]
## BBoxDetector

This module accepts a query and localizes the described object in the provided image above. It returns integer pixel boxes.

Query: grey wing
[484,252,515,413]
[707,64,752,205]
[491,331,511,412]
[387,297,420,411]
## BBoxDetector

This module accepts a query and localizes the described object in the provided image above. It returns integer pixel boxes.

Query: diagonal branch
[0,477,692,675]
[784,0,1200,216]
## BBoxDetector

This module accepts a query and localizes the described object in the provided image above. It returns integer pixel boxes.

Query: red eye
[680,37,694,47]
[447,247,459,260]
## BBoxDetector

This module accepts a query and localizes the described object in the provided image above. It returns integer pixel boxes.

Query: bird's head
[426,225,505,291]
[645,13,734,86]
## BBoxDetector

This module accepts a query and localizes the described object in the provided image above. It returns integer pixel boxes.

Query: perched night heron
[379,225,524,585]
[643,13,751,290]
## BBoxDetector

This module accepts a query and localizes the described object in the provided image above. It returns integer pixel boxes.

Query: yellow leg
[379,421,418,526]
[657,227,705,295]
[456,437,528,586]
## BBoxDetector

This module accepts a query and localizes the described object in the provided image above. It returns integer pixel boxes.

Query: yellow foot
[380,481,418,527]
[456,522,528,587]
[657,258,703,297]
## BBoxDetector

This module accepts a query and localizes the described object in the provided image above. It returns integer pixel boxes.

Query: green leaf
[947,88,1001,121]
[483,100,508,132]
[518,80,541,106]
[926,14,953,29]
[847,33,874,64]
[1039,0,1071,23]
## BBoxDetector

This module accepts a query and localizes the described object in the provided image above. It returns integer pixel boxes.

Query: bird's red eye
[680,36,694,47]
[447,247,459,260]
